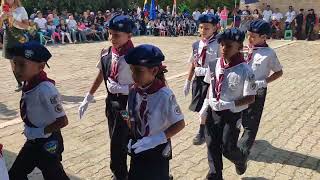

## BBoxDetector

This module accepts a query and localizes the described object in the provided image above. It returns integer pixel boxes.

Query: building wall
[240,0,320,15]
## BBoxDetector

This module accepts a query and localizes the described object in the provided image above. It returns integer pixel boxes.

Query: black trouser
[8,132,69,180]
[238,88,267,157]
[295,25,303,40]
[205,108,245,180]
[105,94,129,180]
[189,76,210,112]
[128,143,170,180]
[306,23,315,40]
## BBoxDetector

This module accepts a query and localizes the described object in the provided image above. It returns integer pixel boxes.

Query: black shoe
[192,133,205,145]
[235,160,248,175]
[15,84,22,92]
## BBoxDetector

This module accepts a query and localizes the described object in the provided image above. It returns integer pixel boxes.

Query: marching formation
[2,13,283,180]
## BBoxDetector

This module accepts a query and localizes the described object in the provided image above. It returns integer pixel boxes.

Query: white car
[0,144,9,180]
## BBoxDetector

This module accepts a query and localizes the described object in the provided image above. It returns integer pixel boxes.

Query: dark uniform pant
[8,132,69,180]
[238,88,267,157]
[205,108,246,180]
[105,94,129,180]
[189,76,210,112]
[128,143,170,180]
[306,23,315,40]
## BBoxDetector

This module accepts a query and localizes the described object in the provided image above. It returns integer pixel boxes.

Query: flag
[149,0,156,20]
[143,0,148,11]
[241,0,259,4]
[172,0,177,16]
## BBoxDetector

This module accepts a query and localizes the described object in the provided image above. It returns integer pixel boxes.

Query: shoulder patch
[174,106,182,115]
[50,95,59,104]
[55,104,63,113]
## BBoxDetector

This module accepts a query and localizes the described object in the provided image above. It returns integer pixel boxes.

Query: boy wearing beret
[8,42,69,180]
[239,19,283,163]
[203,28,257,179]
[78,15,135,180]
[125,44,185,180]
[183,14,220,145]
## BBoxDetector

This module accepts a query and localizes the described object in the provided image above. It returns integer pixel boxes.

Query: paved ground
[0,37,319,180]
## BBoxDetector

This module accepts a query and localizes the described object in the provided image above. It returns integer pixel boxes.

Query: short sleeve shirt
[23,82,66,139]
[247,47,283,81]
[263,10,273,22]
[12,7,28,22]
[133,87,184,136]
[34,18,47,30]
[204,60,257,112]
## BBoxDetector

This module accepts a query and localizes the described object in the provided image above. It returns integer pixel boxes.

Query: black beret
[107,15,135,33]
[248,19,271,35]
[124,44,165,67]
[217,27,246,43]
[8,41,52,63]
[198,14,220,25]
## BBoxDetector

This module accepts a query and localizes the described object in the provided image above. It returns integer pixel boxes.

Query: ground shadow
[241,177,269,180]
[249,140,320,173]
[61,95,84,104]
[0,102,18,120]
[3,149,83,180]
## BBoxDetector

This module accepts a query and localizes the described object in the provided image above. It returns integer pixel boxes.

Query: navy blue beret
[217,27,246,43]
[248,19,271,35]
[124,44,165,67]
[8,41,52,63]
[107,15,135,33]
[199,14,220,25]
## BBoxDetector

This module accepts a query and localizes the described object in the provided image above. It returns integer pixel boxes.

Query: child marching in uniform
[183,14,220,145]
[238,19,283,160]
[203,28,257,179]
[8,42,69,180]
[78,15,135,180]
[125,45,185,180]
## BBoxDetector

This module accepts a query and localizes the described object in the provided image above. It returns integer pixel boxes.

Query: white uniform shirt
[97,52,134,95]
[263,10,273,22]
[189,39,220,77]
[204,60,257,112]
[247,47,283,81]
[285,11,296,23]
[22,82,66,139]
[272,12,283,21]
[134,87,184,136]
[192,11,201,21]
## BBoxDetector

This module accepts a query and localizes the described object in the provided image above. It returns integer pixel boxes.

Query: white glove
[256,80,267,89]
[79,92,94,119]
[194,67,207,77]
[131,132,167,154]
[199,99,209,120]
[183,80,191,97]
[24,126,45,140]
[107,78,129,94]
[209,98,235,111]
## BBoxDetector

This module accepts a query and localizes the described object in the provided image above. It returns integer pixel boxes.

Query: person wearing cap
[1,0,29,91]
[78,15,135,180]
[7,41,69,180]
[238,19,283,169]
[125,44,185,180]
[203,28,257,179]
[183,14,220,145]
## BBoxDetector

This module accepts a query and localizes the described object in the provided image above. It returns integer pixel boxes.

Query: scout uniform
[125,45,184,180]
[203,28,257,180]
[7,42,69,180]
[185,14,220,144]
[239,20,283,158]
[94,15,134,179]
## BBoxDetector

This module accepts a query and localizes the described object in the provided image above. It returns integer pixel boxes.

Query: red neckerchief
[135,79,166,137]
[197,34,217,66]
[22,71,55,92]
[245,42,269,63]
[109,40,134,82]
[215,53,245,100]
[0,144,3,156]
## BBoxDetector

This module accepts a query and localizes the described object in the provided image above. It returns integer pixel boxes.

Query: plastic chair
[284,30,293,40]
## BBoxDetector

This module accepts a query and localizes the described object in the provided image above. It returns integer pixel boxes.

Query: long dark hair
[155,65,168,84]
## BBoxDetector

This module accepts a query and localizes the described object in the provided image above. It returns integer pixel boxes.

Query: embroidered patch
[174,106,182,115]
[43,140,58,154]
[169,95,177,105]
[24,50,34,59]
[249,74,255,82]
[55,104,63,113]
[251,82,257,90]
[50,95,59,104]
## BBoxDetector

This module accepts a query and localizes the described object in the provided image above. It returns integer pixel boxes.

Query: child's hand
[131,132,167,154]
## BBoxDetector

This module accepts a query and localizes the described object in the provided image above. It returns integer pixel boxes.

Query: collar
[135,79,166,95]
[221,53,245,69]
[112,40,134,56]
[22,71,55,92]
